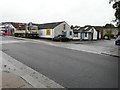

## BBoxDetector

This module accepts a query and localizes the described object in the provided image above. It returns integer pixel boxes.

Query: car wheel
[104,35,109,40]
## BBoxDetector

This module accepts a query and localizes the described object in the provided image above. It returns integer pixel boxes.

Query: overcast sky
[0,0,115,26]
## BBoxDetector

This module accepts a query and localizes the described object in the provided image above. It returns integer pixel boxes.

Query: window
[63,24,66,30]
[74,32,78,37]
[70,31,72,35]
[85,33,87,37]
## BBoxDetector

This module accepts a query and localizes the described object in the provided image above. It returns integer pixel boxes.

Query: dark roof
[2,21,65,30]
[80,26,93,32]
[73,26,92,33]
[32,21,65,29]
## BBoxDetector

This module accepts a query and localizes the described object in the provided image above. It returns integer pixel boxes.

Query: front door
[81,33,82,40]
[91,33,93,40]
[97,31,99,40]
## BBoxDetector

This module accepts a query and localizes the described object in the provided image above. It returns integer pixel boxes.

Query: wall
[38,29,53,38]
[54,22,73,39]
[83,33,89,40]
[38,22,73,39]
[73,32,80,40]
[99,31,101,39]
[82,28,98,40]
[93,28,97,40]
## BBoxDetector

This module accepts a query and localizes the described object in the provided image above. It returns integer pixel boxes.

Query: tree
[113,1,120,26]
[109,0,119,4]
[104,23,115,28]
[70,25,74,29]
[110,0,120,35]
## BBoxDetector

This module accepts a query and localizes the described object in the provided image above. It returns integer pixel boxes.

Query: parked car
[53,35,69,41]
[115,35,120,45]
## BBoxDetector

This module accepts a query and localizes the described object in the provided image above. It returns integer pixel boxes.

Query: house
[73,26,101,40]
[72,27,82,40]
[33,21,73,39]
[102,28,119,39]
[94,26,119,39]
[1,23,16,36]
[81,26,100,40]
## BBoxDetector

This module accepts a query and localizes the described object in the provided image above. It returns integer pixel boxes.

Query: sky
[0,0,116,26]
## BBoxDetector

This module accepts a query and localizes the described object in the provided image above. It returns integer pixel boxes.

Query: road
[2,36,118,88]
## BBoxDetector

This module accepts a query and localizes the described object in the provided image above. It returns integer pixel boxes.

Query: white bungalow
[73,26,101,40]
[33,21,73,40]
[82,26,97,40]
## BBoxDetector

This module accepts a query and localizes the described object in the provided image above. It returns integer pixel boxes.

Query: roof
[80,26,94,32]
[2,21,66,30]
[32,21,65,29]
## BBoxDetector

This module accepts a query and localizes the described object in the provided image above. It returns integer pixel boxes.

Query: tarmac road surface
[2,36,118,88]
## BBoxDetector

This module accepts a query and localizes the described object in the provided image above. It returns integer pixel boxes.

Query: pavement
[1,46,34,88]
[102,48,120,57]
[61,39,120,57]
[2,71,33,88]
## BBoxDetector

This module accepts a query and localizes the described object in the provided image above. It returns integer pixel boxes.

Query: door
[81,33,82,40]
[91,33,93,40]
[97,31,99,40]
